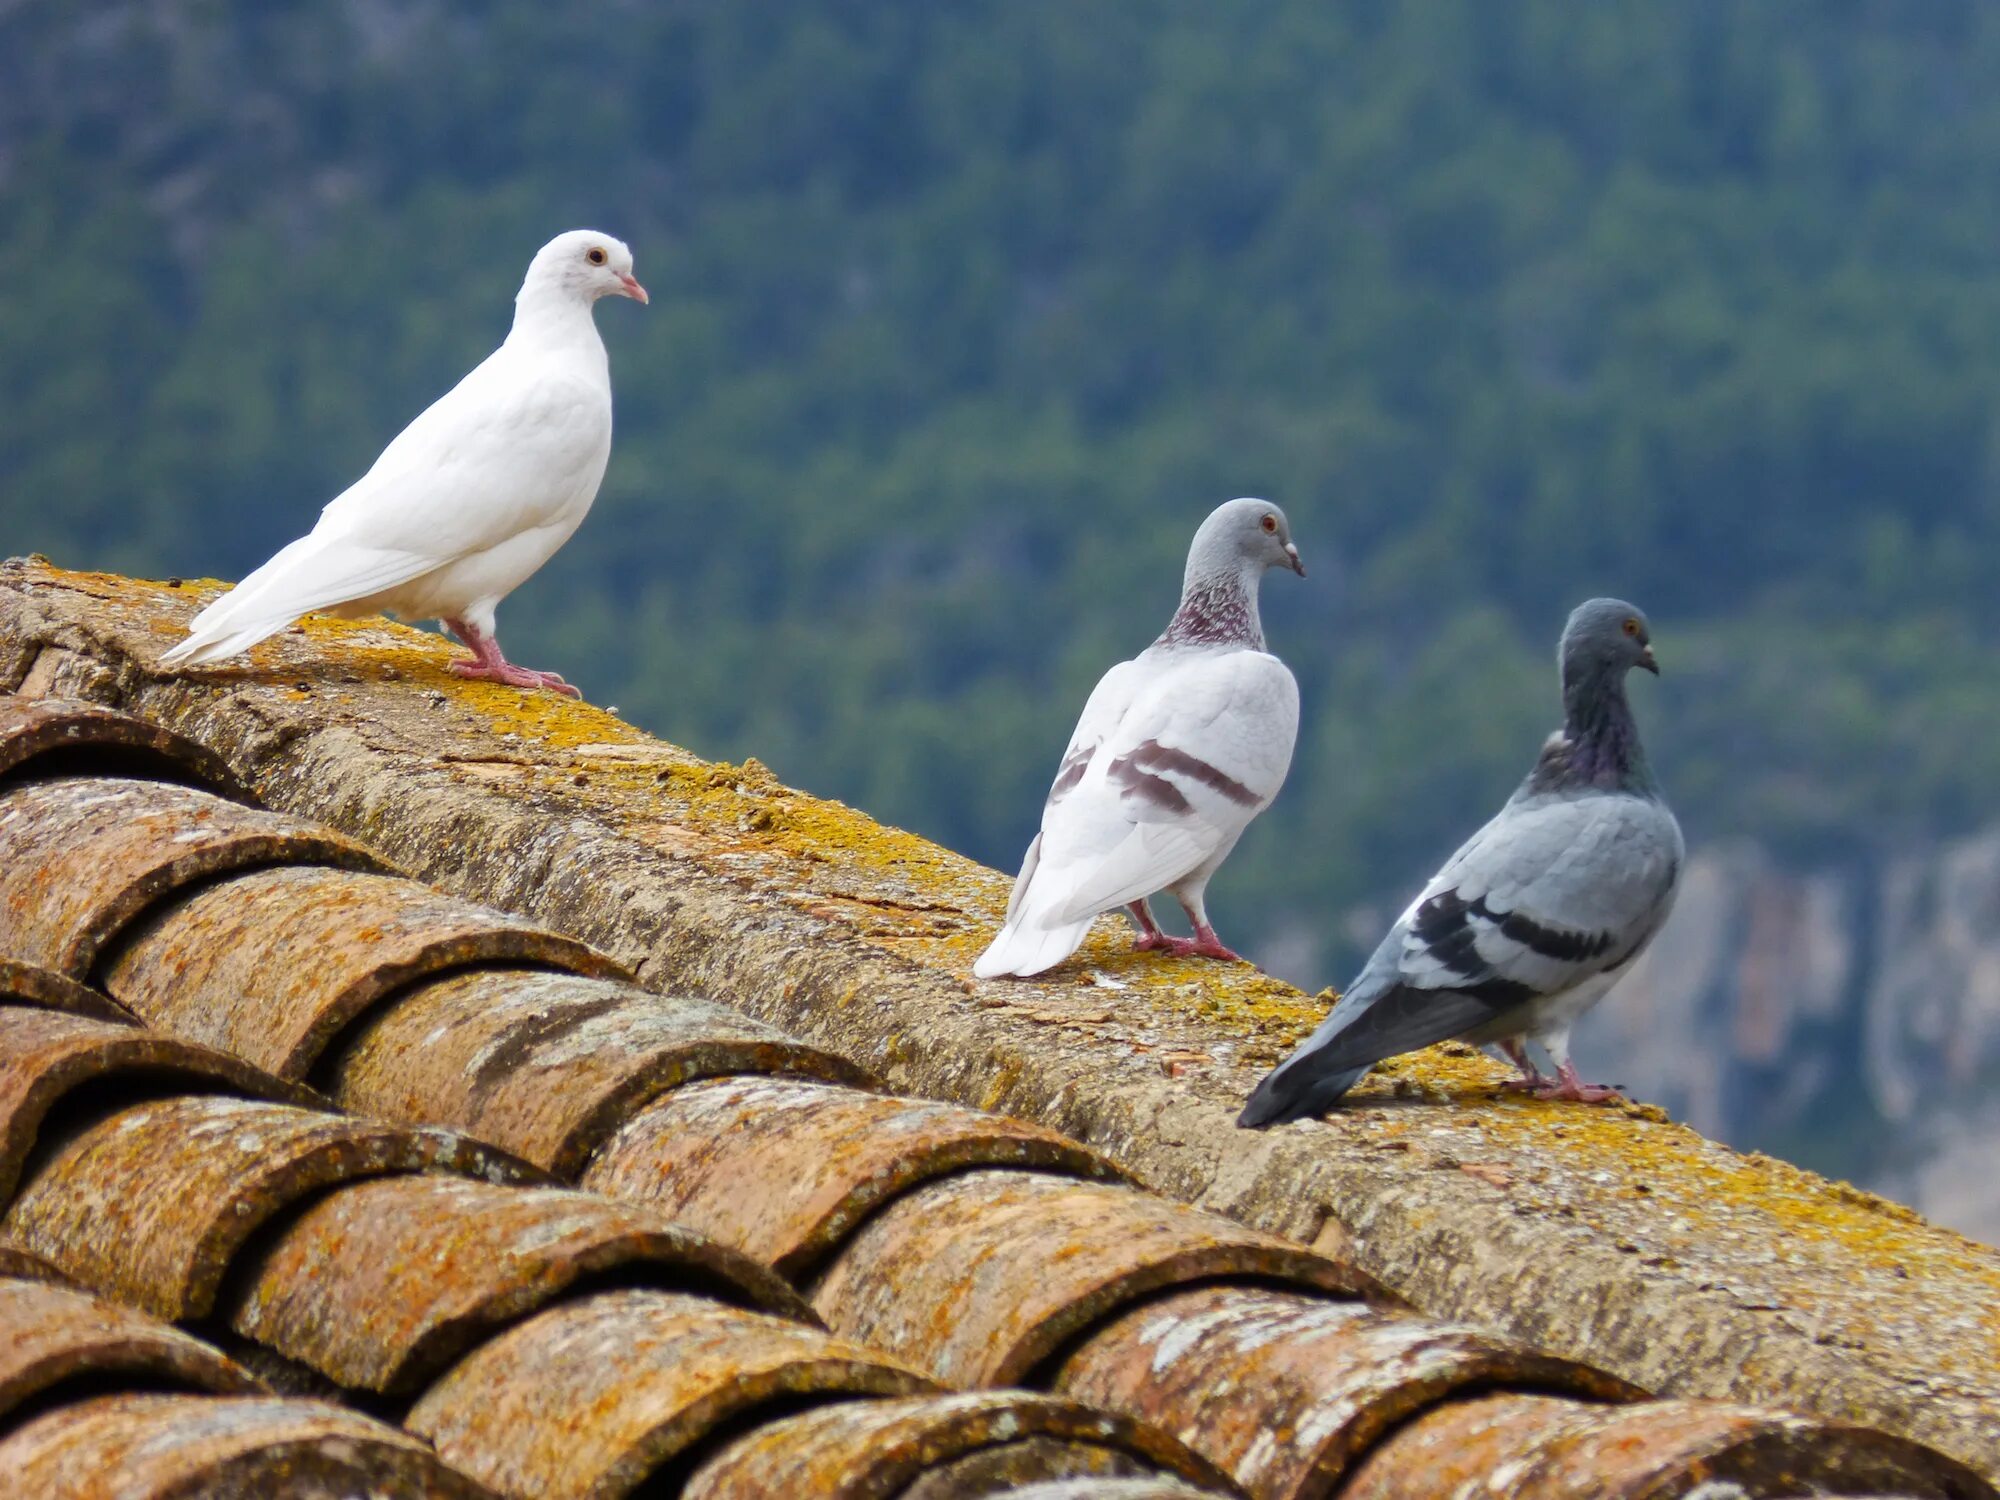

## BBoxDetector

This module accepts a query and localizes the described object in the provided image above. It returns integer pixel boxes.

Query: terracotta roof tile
[1054,1285,1641,1499]
[810,1168,1377,1388]
[0,1274,261,1418]
[1005,1484,1227,1500]
[0,692,243,797]
[1340,1392,1976,1499]
[5,1093,539,1321]
[580,1074,1128,1277]
[0,777,384,976]
[103,863,626,1081]
[0,958,133,1025]
[223,1174,807,1396]
[0,1005,322,1205]
[406,1288,937,1498]
[0,1392,493,1498]
[327,966,873,1175]
[679,1390,1237,1500]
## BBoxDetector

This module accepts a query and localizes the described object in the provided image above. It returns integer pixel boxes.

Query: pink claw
[448,660,580,697]
[1531,1061,1624,1104]
[1132,930,1242,962]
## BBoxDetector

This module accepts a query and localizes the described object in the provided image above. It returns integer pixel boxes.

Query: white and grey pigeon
[1240,598,1682,1126]
[973,498,1305,980]
[160,228,648,697]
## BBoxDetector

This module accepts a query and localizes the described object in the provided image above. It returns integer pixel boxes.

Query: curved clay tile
[0,694,245,798]
[328,967,873,1175]
[583,1074,1128,1278]
[102,863,625,1080]
[0,775,384,975]
[5,1093,543,1321]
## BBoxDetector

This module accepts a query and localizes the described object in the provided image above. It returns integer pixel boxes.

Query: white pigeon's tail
[973,831,1099,978]
[972,912,1097,979]
[160,532,430,668]
[160,615,292,668]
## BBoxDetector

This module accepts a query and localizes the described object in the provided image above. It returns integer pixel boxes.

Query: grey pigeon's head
[1187,498,1305,582]
[521,229,649,306]
[1561,597,1658,681]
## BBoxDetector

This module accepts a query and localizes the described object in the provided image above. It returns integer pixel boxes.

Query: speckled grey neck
[1158,565,1265,650]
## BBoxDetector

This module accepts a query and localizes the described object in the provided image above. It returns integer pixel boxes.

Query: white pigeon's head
[522,229,648,306]
[1189,497,1305,579]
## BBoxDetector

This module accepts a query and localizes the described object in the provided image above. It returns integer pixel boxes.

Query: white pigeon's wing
[973,657,1155,977]
[169,358,610,655]
[1043,657,1151,806]
[314,353,609,555]
[1394,792,1684,1004]
[1029,650,1299,927]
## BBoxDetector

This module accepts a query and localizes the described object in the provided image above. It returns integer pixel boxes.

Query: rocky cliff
[1588,838,2000,1242]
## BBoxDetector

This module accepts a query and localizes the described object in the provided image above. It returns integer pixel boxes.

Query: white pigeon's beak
[616,272,649,304]
[1285,543,1305,577]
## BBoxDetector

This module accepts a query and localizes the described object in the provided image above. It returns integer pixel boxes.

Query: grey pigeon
[1240,598,1682,1125]
[973,498,1305,979]
[162,229,648,697]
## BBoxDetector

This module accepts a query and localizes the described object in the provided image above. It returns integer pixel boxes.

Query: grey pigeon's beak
[1285,543,1305,577]
[1639,644,1659,674]
[617,272,649,304]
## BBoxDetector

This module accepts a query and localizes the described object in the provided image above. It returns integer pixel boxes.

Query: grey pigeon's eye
[1260,514,1278,533]
[586,247,607,266]
[1622,617,1641,638]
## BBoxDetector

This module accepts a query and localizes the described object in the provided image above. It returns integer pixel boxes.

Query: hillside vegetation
[7,1,2000,1002]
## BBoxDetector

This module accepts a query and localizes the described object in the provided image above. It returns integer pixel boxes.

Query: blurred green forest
[7,0,2000,992]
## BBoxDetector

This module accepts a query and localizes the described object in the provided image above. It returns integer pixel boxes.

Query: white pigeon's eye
[1260,514,1278,534]
[586,247,607,266]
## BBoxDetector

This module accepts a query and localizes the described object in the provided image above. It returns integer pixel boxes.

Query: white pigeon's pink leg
[1129,900,1202,956]
[1171,888,1244,963]
[442,617,580,698]
[1495,1038,1553,1092]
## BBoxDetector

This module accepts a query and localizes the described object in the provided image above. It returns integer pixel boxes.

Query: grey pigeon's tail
[1237,964,1410,1126]
[1237,1050,1370,1127]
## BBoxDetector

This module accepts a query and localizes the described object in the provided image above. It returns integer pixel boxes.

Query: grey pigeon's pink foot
[1495,1039,1551,1092]
[1532,1061,1623,1104]
[448,659,580,697]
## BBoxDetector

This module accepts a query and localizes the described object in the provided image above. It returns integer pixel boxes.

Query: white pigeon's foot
[442,616,580,697]
[1134,924,1244,962]
[1188,922,1244,963]
[448,659,580,697]
[1531,1061,1623,1104]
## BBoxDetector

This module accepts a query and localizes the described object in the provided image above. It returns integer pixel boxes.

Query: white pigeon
[1239,598,1682,1126]
[160,228,648,697]
[973,498,1305,980]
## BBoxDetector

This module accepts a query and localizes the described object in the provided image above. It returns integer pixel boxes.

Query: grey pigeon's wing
[1393,791,1683,1007]
[1240,791,1681,1126]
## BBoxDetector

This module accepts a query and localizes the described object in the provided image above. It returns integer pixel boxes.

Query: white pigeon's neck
[1159,561,1264,650]
[504,284,609,368]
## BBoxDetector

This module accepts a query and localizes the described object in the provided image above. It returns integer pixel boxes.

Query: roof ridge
[0,563,1994,1494]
